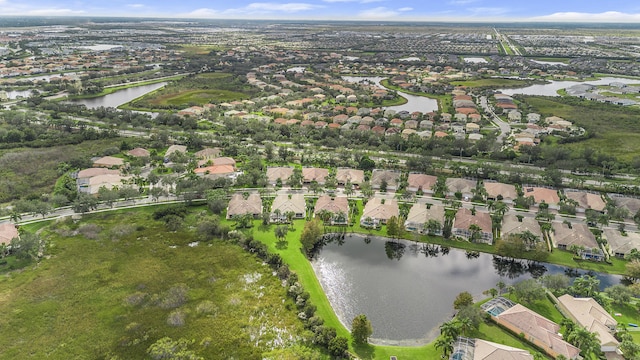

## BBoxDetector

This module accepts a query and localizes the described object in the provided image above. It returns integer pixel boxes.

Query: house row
[482,297,581,359]
[226,193,349,225]
[75,167,129,195]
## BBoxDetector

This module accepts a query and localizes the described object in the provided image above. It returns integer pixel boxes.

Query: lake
[496,76,640,97]
[70,82,167,109]
[342,76,439,113]
[311,234,620,346]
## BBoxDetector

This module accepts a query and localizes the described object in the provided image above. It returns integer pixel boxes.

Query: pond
[69,82,167,109]
[342,76,439,113]
[311,234,620,346]
[496,76,640,97]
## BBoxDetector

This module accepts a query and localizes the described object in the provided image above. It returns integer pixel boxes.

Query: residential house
[314,195,349,225]
[466,123,480,134]
[127,147,150,158]
[226,193,263,219]
[266,167,294,186]
[195,147,223,160]
[92,156,125,168]
[302,167,329,185]
[490,303,580,359]
[522,187,560,208]
[270,194,306,222]
[407,173,437,193]
[603,229,640,258]
[446,178,476,200]
[484,182,518,203]
[557,295,620,355]
[610,196,640,218]
[194,164,236,180]
[552,222,599,252]
[165,145,187,160]
[0,223,19,245]
[371,169,401,191]
[450,337,534,360]
[527,113,541,123]
[508,111,522,122]
[404,203,445,235]
[336,168,365,187]
[500,214,543,241]
[565,191,606,212]
[453,208,493,244]
[79,174,127,195]
[360,197,399,228]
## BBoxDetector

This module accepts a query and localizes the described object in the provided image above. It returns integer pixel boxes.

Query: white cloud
[127,4,145,8]
[531,11,640,22]
[323,0,384,3]
[357,7,398,19]
[184,8,220,18]
[398,7,412,12]
[360,0,385,3]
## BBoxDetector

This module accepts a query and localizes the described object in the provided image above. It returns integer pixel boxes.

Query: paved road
[479,96,510,143]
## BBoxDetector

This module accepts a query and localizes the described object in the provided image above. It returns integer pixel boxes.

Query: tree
[435,336,454,358]
[540,274,570,293]
[468,224,482,243]
[275,225,289,242]
[512,279,545,305]
[566,326,601,359]
[150,187,168,202]
[625,260,640,283]
[351,314,373,344]
[72,193,98,214]
[604,284,633,306]
[98,186,119,208]
[432,176,448,198]
[439,319,461,340]
[328,336,348,358]
[453,291,474,310]
[424,219,442,236]
[570,275,600,297]
[300,219,323,257]
[386,216,400,239]
[10,232,43,260]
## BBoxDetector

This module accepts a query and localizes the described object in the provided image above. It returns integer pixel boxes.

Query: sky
[1,0,640,22]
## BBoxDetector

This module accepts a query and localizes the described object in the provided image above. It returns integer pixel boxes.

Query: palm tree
[468,224,482,242]
[434,336,455,358]
[566,326,601,358]
[456,317,474,337]
[424,219,442,236]
[439,319,461,340]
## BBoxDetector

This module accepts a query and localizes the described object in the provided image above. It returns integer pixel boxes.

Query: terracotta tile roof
[314,195,349,215]
[565,191,606,212]
[0,223,19,245]
[454,208,492,233]
[497,304,580,359]
[361,197,399,222]
[558,295,619,349]
[227,193,262,218]
[523,187,560,205]
[407,173,437,191]
[552,222,598,249]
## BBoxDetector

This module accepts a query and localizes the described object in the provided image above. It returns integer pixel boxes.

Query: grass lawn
[0,209,318,359]
[521,96,640,163]
[151,89,249,106]
[610,302,640,342]
[450,78,530,88]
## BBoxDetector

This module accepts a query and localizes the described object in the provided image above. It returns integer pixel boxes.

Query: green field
[152,89,249,106]
[450,78,531,88]
[0,209,318,359]
[128,72,255,110]
[521,96,640,163]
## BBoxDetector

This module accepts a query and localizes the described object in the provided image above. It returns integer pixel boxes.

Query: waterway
[342,76,439,113]
[311,234,620,346]
[496,76,640,97]
[70,82,167,109]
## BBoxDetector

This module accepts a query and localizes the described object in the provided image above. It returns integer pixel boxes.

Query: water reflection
[311,234,620,344]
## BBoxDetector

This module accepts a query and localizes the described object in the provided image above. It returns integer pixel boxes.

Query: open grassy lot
[129,72,255,110]
[0,209,317,359]
[520,95,640,163]
[151,89,249,106]
[450,78,531,88]
[0,138,121,203]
